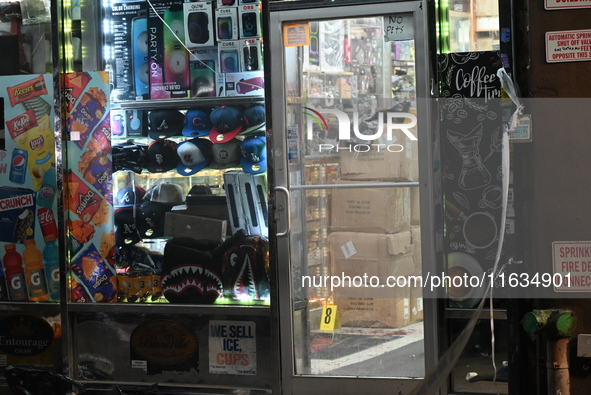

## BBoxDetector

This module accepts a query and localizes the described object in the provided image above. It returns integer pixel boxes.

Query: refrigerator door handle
[274,186,291,237]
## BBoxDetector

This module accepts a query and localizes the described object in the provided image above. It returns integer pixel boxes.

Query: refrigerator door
[269,1,437,393]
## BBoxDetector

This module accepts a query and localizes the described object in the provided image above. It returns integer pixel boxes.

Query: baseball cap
[209,106,244,144]
[240,136,267,174]
[182,108,213,138]
[114,207,142,246]
[146,139,179,173]
[241,105,266,136]
[145,183,185,205]
[177,138,212,176]
[148,109,185,139]
[115,185,146,208]
[138,200,171,238]
[209,138,241,169]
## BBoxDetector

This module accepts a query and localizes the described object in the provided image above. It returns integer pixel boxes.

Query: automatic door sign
[130,319,199,375]
[209,320,256,375]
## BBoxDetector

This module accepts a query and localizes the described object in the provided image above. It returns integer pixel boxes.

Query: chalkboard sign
[439,51,514,307]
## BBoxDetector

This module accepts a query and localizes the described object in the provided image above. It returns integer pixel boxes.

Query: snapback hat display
[115,186,146,208]
[240,136,267,174]
[241,104,265,136]
[145,183,185,205]
[209,106,244,143]
[209,138,241,169]
[148,109,185,139]
[146,139,179,173]
[182,108,213,138]
[177,138,213,176]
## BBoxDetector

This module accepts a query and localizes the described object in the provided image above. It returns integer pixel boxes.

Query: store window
[446,0,500,52]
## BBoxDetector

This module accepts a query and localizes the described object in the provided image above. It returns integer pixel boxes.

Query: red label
[38,208,58,240]
[6,110,38,140]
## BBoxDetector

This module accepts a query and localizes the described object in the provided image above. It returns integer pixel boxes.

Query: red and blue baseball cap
[241,104,266,136]
[177,138,213,176]
[182,108,213,138]
[209,106,244,144]
[240,136,266,174]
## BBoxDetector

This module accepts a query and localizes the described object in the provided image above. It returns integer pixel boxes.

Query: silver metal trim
[274,186,291,237]
[290,182,419,190]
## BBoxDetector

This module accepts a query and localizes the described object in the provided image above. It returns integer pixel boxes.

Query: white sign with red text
[545,0,591,10]
[553,241,591,291]
[546,29,591,63]
[209,320,256,375]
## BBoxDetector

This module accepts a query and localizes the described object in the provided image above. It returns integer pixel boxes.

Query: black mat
[310,333,401,360]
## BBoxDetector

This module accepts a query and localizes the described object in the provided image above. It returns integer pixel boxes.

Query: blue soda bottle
[37,165,57,209]
[43,235,60,301]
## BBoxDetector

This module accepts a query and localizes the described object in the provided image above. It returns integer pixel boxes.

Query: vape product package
[184,1,214,48]
[238,3,261,38]
[224,71,264,96]
[189,47,224,97]
[148,0,190,99]
[240,38,263,71]
[215,7,238,41]
[110,1,148,101]
[218,41,240,73]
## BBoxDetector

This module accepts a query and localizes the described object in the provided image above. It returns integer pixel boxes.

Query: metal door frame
[265,1,440,393]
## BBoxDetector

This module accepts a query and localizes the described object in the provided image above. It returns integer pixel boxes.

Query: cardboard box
[215,7,239,41]
[238,3,261,38]
[148,0,190,99]
[339,137,418,181]
[164,212,227,242]
[240,38,263,72]
[328,231,413,299]
[330,181,410,234]
[189,47,224,97]
[184,1,214,48]
[334,296,411,328]
[410,286,424,323]
[224,70,264,96]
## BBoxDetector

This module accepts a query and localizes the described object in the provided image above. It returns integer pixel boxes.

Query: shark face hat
[177,138,213,176]
[182,108,213,137]
[148,109,185,139]
[240,136,266,174]
[209,106,244,143]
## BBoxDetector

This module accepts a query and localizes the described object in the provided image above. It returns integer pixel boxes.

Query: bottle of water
[43,235,60,301]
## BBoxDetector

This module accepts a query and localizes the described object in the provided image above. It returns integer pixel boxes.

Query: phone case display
[62,71,116,303]
[438,52,515,307]
[0,74,59,303]
[107,0,264,103]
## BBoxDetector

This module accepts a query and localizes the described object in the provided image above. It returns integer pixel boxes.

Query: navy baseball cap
[146,139,179,173]
[149,109,185,139]
[115,186,146,208]
[177,138,213,176]
[182,108,213,138]
[241,104,265,136]
[209,106,244,144]
[240,136,266,174]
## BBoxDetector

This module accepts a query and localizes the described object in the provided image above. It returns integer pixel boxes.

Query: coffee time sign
[546,29,591,63]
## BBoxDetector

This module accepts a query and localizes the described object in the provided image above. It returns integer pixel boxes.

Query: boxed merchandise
[328,231,413,287]
[238,3,261,38]
[330,180,411,234]
[240,38,263,71]
[239,0,260,3]
[217,0,238,6]
[339,137,418,181]
[224,70,264,96]
[334,296,411,328]
[183,1,214,48]
[189,47,224,97]
[218,41,241,73]
[110,2,148,101]
[164,212,227,242]
[148,0,190,99]
[215,7,239,41]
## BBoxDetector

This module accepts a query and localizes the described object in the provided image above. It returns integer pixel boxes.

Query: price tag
[319,305,341,331]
